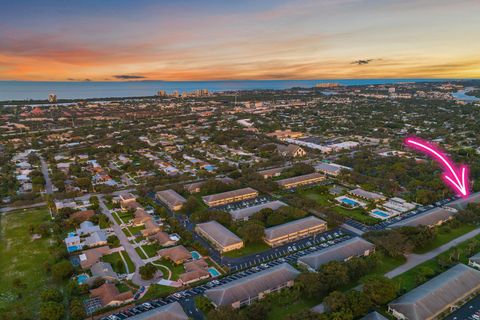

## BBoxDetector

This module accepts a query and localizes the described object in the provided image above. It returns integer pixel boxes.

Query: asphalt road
[39,155,54,194]
[385,226,480,278]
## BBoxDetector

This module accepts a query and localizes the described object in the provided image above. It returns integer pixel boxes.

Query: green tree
[238,223,265,244]
[40,301,64,320]
[51,260,74,281]
[41,288,63,303]
[363,275,398,306]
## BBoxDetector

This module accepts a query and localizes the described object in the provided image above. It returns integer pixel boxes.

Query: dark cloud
[113,74,146,80]
[351,59,374,65]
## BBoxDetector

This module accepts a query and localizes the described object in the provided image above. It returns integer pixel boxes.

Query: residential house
[157,245,191,265]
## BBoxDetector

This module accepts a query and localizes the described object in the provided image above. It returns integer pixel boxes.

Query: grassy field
[223,242,271,258]
[0,207,60,316]
[300,190,332,206]
[334,205,380,225]
[414,223,477,254]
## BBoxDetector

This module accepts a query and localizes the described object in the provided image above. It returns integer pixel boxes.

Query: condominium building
[156,189,187,211]
[204,263,300,308]
[264,216,327,247]
[195,221,244,253]
[202,187,258,207]
[276,172,325,189]
[297,237,375,271]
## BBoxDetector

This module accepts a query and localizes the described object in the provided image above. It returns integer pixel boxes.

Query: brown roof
[149,231,175,246]
[133,208,152,225]
[157,245,191,263]
[156,189,186,207]
[70,210,95,223]
[128,301,188,320]
[179,269,210,283]
[184,258,209,272]
[141,219,160,236]
[276,172,325,187]
[122,201,143,211]
[90,283,133,306]
[202,187,258,204]
[79,246,110,269]
[196,221,243,247]
[264,216,326,241]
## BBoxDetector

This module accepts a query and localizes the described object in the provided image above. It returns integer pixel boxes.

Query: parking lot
[212,195,272,212]
[345,196,459,232]
[226,228,351,271]
[101,231,354,320]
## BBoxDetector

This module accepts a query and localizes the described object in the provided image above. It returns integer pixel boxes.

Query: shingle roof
[129,302,188,320]
[196,221,243,247]
[205,263,300,306]
[264,216,326,241]
[90,261,118,279]
[276,172,325,187]
[360,311,388,320]
[349,188,386,200]
[230,200,287,220]
[389,264,480,320]
[389,207,454,228]
[157,245,191,262]
[297,237,375,270]
[202,187,258,204]
[156,189,186,207]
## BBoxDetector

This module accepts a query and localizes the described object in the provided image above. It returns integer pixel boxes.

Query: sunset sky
[1,0,479,81]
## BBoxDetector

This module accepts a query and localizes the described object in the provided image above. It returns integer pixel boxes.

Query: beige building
[195,221,244,253]
[202,187,258,207]
[276,172,325,189]
[205,263,300,308]
[156,189,187,211]
[264,216,327,247]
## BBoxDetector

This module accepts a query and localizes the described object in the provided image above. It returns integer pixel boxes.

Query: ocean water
[0,79,448,101]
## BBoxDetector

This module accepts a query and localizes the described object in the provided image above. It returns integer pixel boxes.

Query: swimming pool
[67,245,82,253]
[208,267,220,277]
[191,251,202,260]
[77,274,89,285]
[341,198,359,206]
[372,210,389,218]
[68,232,76,237]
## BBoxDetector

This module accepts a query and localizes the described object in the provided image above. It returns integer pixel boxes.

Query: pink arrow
[404,137,470,198]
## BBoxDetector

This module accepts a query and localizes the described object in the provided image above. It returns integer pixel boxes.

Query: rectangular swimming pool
[341,198,359,206]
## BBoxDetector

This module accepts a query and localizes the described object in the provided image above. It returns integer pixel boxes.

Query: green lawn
[0,207,61,316]
[125,225,144,236]
[267,296,318,320]
[414,223,477,254]
[101,251,135,274]
[223,242,271,258]
[141,244,160,258]
[140,284,176,301]
[300,190,333,206]
[334,205,380,225]
[154,259,185,280]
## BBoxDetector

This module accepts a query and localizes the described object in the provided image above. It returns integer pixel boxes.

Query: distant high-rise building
[48,93,57,103]
[315,83,340,88]
[157,90,167,96]
[388,87,396,93]
[173,90,179,98]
